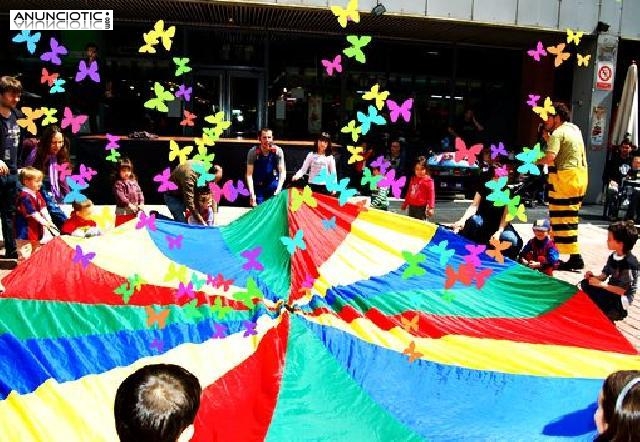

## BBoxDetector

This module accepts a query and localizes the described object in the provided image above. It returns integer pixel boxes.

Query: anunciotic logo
[10,10,113,30]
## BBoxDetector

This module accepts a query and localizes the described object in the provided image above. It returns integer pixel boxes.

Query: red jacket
[61,213,97,235]
[402,175,435,210]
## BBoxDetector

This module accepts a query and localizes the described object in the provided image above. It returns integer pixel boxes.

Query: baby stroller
[511,171,547,208]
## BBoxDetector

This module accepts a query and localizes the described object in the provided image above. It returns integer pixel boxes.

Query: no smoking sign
[596,61,614,91]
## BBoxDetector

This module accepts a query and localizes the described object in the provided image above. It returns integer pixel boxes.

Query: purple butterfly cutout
[222,180,250,203]
[73,244,95,268]
[70,164,97,186]
[150,338,163,352]
[153,168,179,192]
[212,323,227,339]
[527,41,547,62]
[175,84,192,102]
[526,94,540,107]
[75,60,100,83]
[243,320,258,337]
[490,142,507,160]
[176,281,195,300]
[241,246,264,271]
[387,98,413,123]
[463,244,486,267]
[371,155,391,174]
[135,212,157,231]
[377,169,407,199]
[40,37,68,65]
[105,133,120,150]
[166,234,183,250]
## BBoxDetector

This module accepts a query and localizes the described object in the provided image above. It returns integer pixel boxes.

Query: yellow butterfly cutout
[485,238,511,264]
[532,97,556,121]
[169,139,194,164]
[400,314,419,332]
[330,0,360,28]
[41,107,58,126]
[194,134,215,150]
[138,31,158,54]
[347,145,364,164]
[546,43,571,67]
[291,185,317,212]
[566,28,584,45]
[341,120,362,143]
[577,53,591,67]
[17,107,44,136]
[204,111,232,130]
[91,206,114,231]
[164,262,188,283]
[148,20,175,51]
[505,203,527,223]
[362,84,390,110]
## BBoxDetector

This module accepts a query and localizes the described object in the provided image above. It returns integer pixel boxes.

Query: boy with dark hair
[581,220,639,321]
[114,364,202,442]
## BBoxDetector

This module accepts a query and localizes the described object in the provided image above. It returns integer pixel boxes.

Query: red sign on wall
[596,62,614,91]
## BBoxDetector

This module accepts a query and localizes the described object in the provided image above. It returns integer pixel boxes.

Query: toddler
[187,187,215,226]
[369,165,389,211]
[401,156,435,220]
[518,218,559,276]
[113,157,145,226]
[61,200,102,237]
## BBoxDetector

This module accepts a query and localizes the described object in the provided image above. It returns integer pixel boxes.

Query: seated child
[61,200,101,237]
[186,187,214,226]
[594,370,640,441]
[15,167,59,259]
[518,218,559,276]
[581,220,639,321]
[114,364,202,442]
[369,164,389,211]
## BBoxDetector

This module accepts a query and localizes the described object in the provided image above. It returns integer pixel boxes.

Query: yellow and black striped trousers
[547,167,588,255]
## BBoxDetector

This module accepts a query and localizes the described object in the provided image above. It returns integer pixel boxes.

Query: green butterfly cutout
[183,299,204,321]
[190,272,207,291]
[173,57,192,76]
[210,297,233,319]
[106,149,121,162]
[41,107,58,126]
[441,292,456,303]
[192,145,215,171]
[343,35,372,63]
[361,167,383,190]
[401,251,427,279]
[192,161,215,186]
[233,276,264,309]
[144,81,175,113]
[114,274,145,304]
[340,119,362,143]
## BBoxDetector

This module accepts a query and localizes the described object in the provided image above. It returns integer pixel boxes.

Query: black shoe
[557,256,585,271]
[606,309,628,321]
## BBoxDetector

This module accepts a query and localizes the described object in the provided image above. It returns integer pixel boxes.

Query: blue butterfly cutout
[12,30,41,54]
[321,216,337,230]
[312,167,338,188]
[280,229,306,255]
[356,105,386,135]
[63,176,88,204]
[50,78,66,94]
[427,239,456,267]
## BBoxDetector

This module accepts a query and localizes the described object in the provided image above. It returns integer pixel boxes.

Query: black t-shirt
[475,184,505,243]
[1,111,20,173]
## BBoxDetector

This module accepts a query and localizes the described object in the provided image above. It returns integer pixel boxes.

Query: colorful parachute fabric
[1,190,640,441]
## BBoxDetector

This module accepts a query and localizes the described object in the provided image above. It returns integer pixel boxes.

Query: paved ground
[2,200,639,350]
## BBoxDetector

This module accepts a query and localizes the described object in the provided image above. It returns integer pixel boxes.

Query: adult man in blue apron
[246,128,286,206]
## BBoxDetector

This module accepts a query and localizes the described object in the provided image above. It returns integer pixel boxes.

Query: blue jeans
[0,174,18,258]
[462,215,521,260]
[164,193,186,223]
[255,180,278,204]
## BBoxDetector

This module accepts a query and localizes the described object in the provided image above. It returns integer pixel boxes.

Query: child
[187,187,215,226]
[114,364,202,442]
[292,132,336,194]
[594,370,640,441]
[369,164,389,211]
[518,218,559,276]
[113,157,145,227]
[61,200,102,237]
[15,167,59,259]
[581,220,639,321]
[401,156,435,220]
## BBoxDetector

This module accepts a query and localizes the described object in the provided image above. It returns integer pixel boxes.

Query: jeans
[0,174,18,258]
[462,215,522,260]
[164,193,186,223]
[255,180,278,204]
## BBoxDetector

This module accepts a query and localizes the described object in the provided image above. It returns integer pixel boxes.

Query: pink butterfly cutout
[165,234,183,250]
[75,60,100,83]
[40,37,68,65]
[153,168,179,192]
[40,67,59,87]
[70,164,97,186]
[463,244,486,267]
[321,55,342,76]
[61,107,88,134]
[527,41,547,62]
[387,98,413,123]
[105,133,120,150]
[490,142,507,160]
[175,84,192,101]
[526,94,540,107]
[209,180,249,203]
[135,212,157,231]
[54,162,72,181]
[377,169,407,199]
[176,281,195,301]
[454,138,483,164]
[494,165,509,178]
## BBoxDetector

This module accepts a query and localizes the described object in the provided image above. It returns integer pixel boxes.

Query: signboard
[590,105,607,150]
[596,61,614,91]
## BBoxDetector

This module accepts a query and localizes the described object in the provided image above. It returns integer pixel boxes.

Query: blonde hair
[19,166,43,185]
[72,199,93,212]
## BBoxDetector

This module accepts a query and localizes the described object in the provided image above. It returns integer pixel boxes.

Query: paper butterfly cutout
[527,41,547,62]
[210,298,233,320]
[291,186,317,212]
[463,244,486,268]
[90,206,112,231]
[378,169,406,199]
[224,180,250,202]
[50,78,66,94]
[526,94,540,107]
[330,0,360,28]
[192,162,215,187]
[340,120,362,142]
[577,53,591,67]
[40,68,59,87]
[445,262,493,290]
[17,107,44,136]
[243,321,258,337]
[532,97,555,121]
[173,57,192,76]
[40,37,68,65]
[69,164,97,186]
[428,240,455,267]
[140,20,175,52]
[356,105,386,135]
[516,143,545,175]
[506,202,527,222]
[490,142,507,160]
[362,84,390,110]
[547,43,571,67]
[117,274,145,304]
[403,341,423,363]
[12,30,41,54]
[361,166,383,190]
[401,314,420,332]
[343,35,371,64]
[192,147,215,173]
[169,139,193,164]
[190,272,207,291]
[175,84,192,101]
[150,339,163,352]
[322,55,343,76]
[494,165,509,177]
[371,155,391,174]
[233,276,264,309]
[61,107,88,134]
[454,137,483,164]
[146,306,170,329]
[105,133,120,150]
[106,149,121,162]
[321,216,337,230]
[135,211,157,231]
[281,229,306,255]
[164,262,187,283]
[204,112,232,131]
[325,176,357,206]
[63,176,88,204]
[75,60,100,83]
[241,246,264,271]
[180,110,197,127]
[176,281,195,301]
[209,273,234,292]
[139,31,159,54]
[566,28,584,45]
[182,299,203,321]
[145,82,175,113]
[54,162,72,182]
[72,244,95,268]
[212,323,228,339]
[347,145,364,164]
[401,251,426,279]
[387,98,413,123]
[166,234,183,250]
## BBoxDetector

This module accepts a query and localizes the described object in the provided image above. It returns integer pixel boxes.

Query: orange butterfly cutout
[454,137,483,164]
[485,238,511,264]
[40,67,59,87]
[400,314,419,332]
[180,110,197,127]
[445,263,494,289]
[17,107,44,136]
[403,341,423,363]
[546,43,571,67]
[145,305,170,329]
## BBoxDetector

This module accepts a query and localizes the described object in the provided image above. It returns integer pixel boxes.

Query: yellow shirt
[546,122,587,170]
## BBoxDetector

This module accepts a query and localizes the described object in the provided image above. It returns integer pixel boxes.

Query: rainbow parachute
[2,191,639,440]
